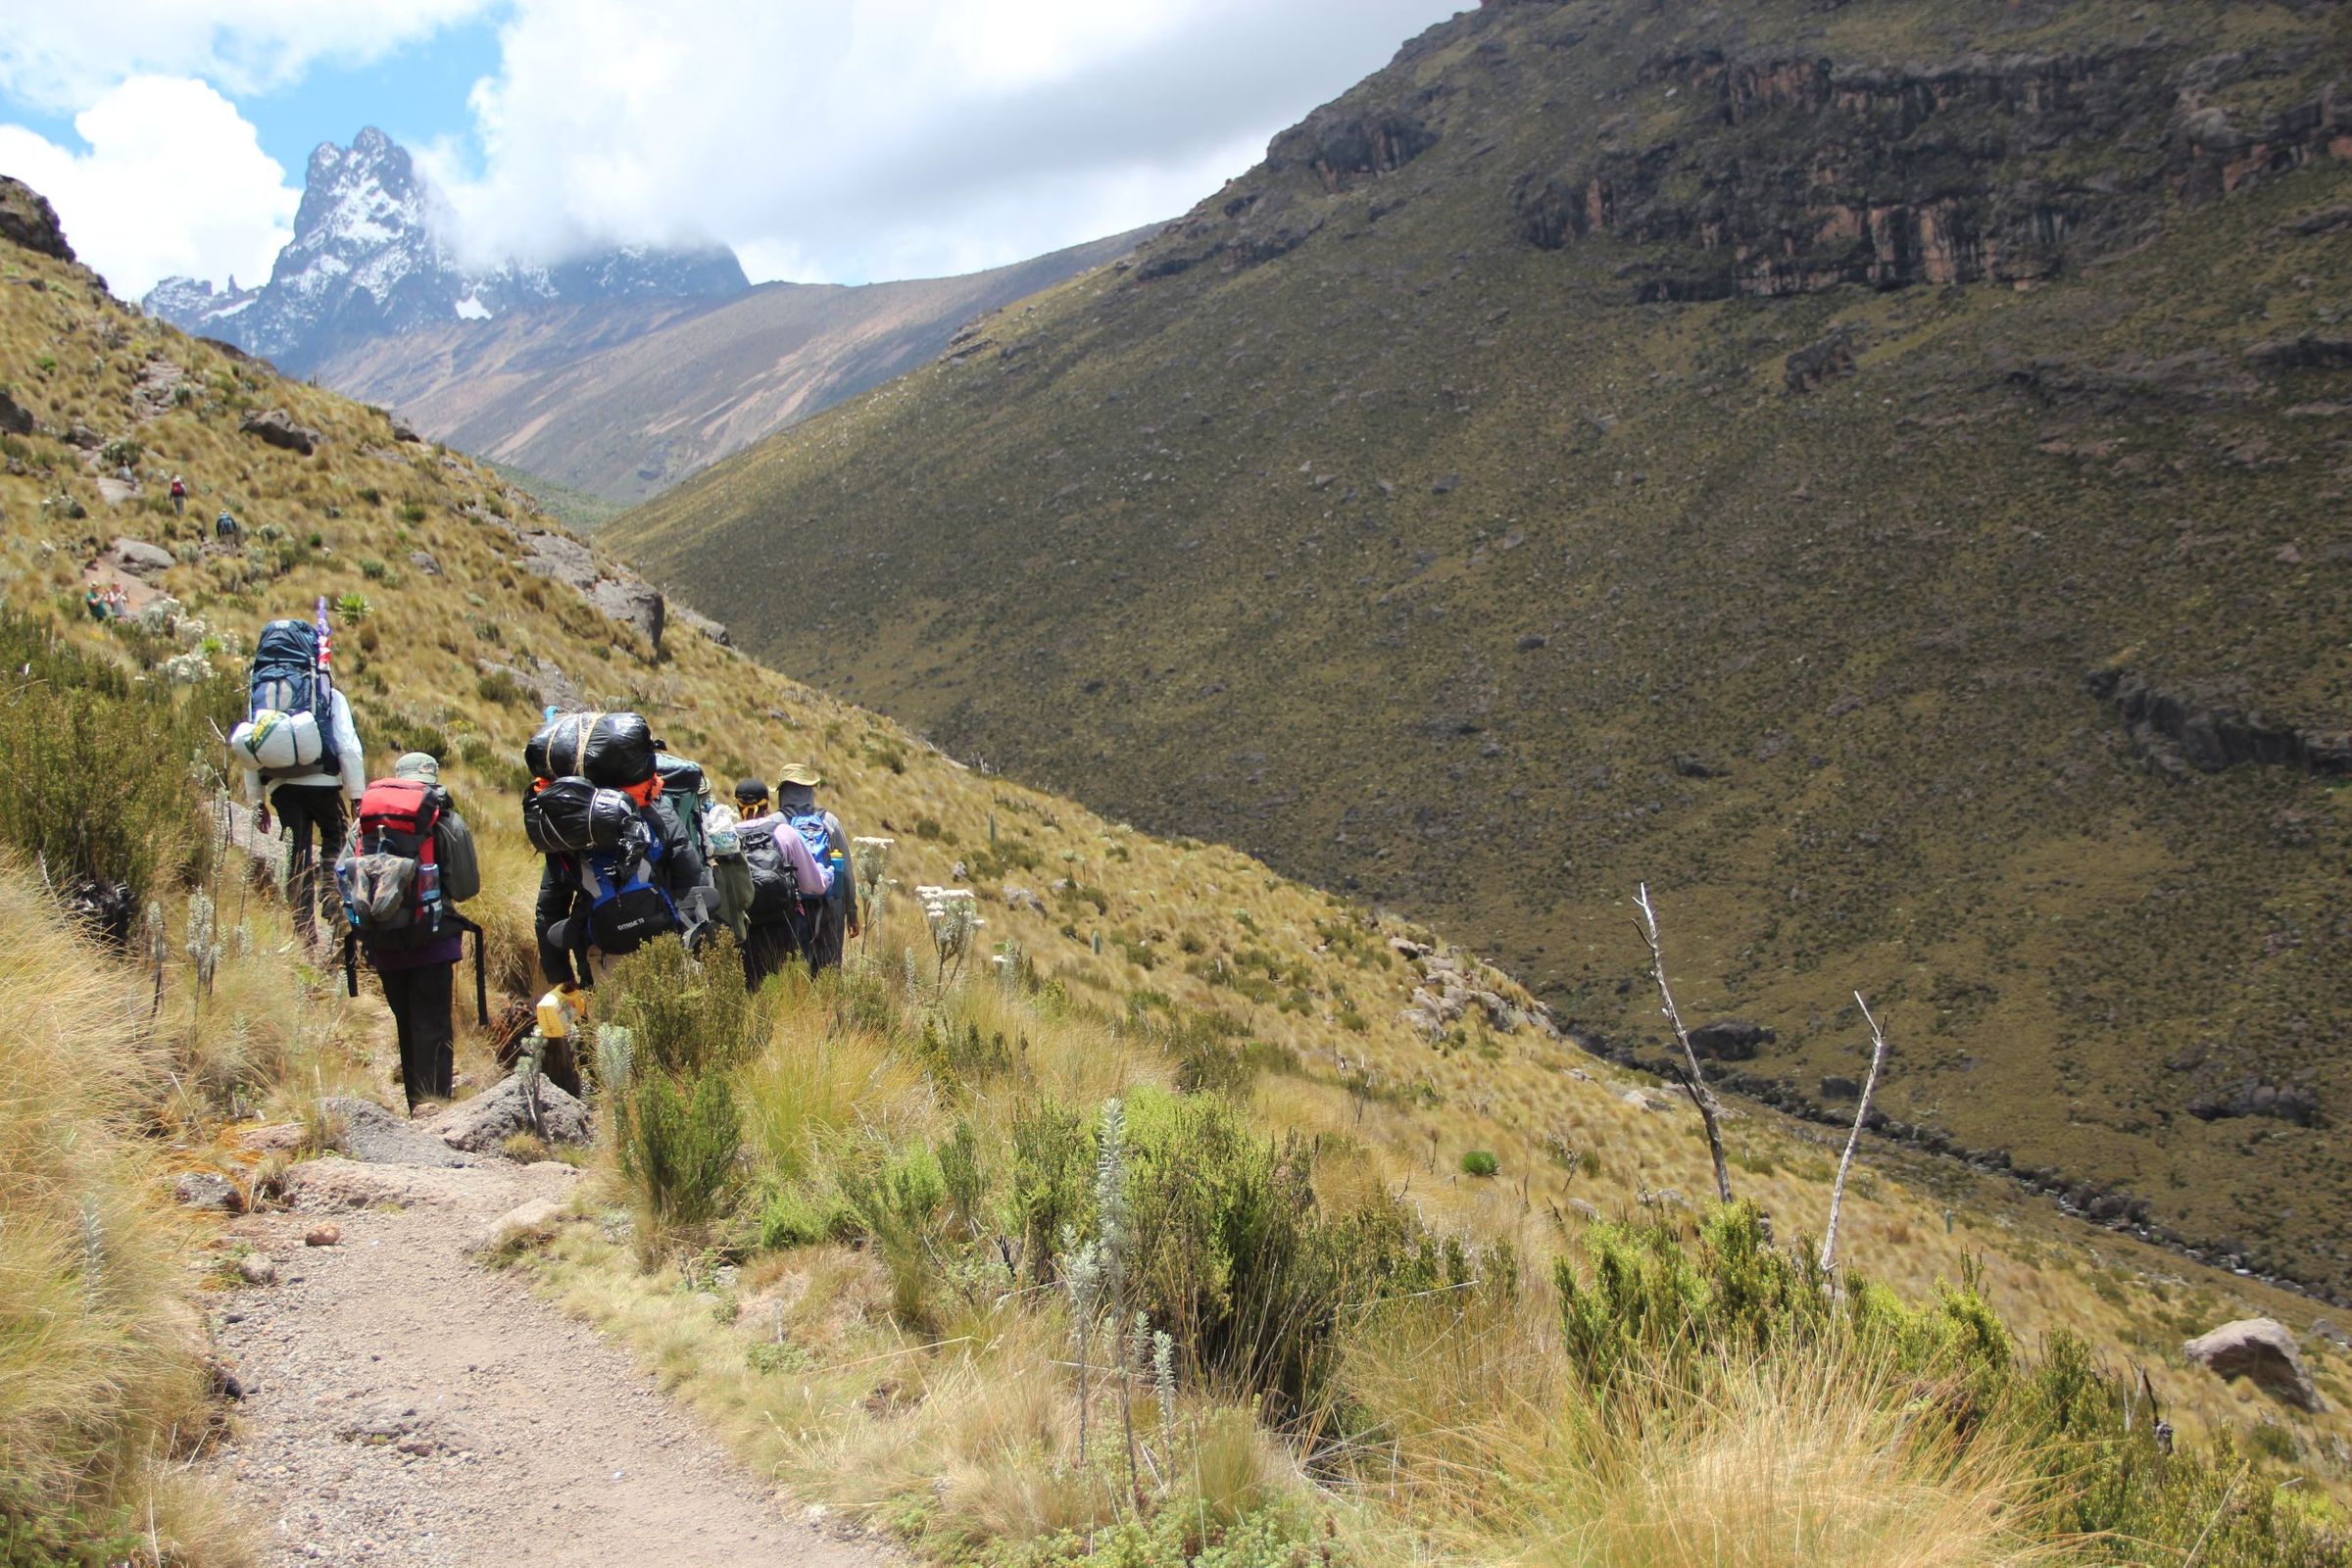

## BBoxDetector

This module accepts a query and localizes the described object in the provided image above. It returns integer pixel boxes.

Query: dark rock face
[2187,1079,2323,1127]
[0,176,74,262]
[1271,100,1442,190]
[239,409,322,456]
[2087,667,2351,778]
[1514,47,2349,302]
[1688,1018,1773,1060]
[2245,335,2352,370]
[0,388,32,437]
[1820,1074,1862,1100]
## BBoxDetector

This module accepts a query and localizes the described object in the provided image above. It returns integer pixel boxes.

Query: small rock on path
[207,1136,883,1566]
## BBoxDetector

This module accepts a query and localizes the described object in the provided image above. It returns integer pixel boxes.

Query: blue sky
[0,1,1465,297]
[0,17,500,180]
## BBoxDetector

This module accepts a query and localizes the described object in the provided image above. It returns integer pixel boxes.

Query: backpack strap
[343,928,359,1000]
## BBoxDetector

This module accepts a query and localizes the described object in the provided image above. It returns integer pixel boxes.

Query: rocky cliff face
[1512,45,2350,301]
[143,128,747,375]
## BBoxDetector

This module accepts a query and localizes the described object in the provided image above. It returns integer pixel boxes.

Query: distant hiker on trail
[336,753,483,1113]
[776,762,858,973]
[215,508,239,546]
[105,583,129,617]
[523,710,709,1004]
[730,776,829,991]
[169,474,186,515]
[228,611,365,950]
[84,584,107,620]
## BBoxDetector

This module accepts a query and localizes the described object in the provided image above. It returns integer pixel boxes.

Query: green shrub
[359,558,388,581]
[615,1068,740,1233]
[398,502,428,523]
[1008,1099,1094,1286]
[608,934,762,1079]
[1121,1090,1460,1423]
[839,1149,946,1326]
[475,667,530,709]
[0,612,239,904]
[1460,1150,1498,1178]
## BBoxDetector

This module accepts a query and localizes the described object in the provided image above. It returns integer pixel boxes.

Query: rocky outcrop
[1786,332,1857,394]
[477,656,583,712]
[1517,47,2346,303]
[2087,668,2352,778]
[516,529,665,652]
[0,176,74,262]
[671,604,731,647]
[1688,1019,1774,1061]
[1392,934,1559,1040]
[2182,1318,2327,1411]
[2245,335,2352,371]
[2187,1079,2322,1127]
[1269,99,1441,190]
[238,409,321,456]
[2174,79,2352,204]
[430,1073,591,1152]
[0,388,33,436]
[108,536,176,578]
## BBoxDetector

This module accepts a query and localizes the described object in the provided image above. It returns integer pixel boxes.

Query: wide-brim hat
[393,752,440,784]
[778,762,824,787]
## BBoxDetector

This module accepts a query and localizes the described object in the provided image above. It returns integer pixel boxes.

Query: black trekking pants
[379,962,455,1110]
[807,902,849,974]
[742,918,801,992]
[272,783,348,941]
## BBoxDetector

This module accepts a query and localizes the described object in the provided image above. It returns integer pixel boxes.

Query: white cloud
[435,0,1464,283]
[0,77,297,297]
[0,1,498,114]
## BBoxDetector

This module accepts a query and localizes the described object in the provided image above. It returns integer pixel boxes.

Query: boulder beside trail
[109,536,175,578]
[238,408,321,456]
[465,1197,565,1258]
[2182,1318,2327,1411]
[430,1072,592,1152]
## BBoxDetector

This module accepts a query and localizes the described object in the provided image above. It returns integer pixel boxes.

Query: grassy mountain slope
[313,230,1148,506]
[5,181,2352,1561]
[611,0,2352,1295]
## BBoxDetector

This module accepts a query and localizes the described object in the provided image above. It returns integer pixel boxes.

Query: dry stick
[1819,991,1891,1275]
[1633,883,1733,1204]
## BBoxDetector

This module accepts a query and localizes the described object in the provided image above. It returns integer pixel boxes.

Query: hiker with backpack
[730,777,831,990]
[336,753,482,1112]
[229,610,364,949]
[775,762,859,973]
[215,508,240,548]
[169,475,186,516]
[523,710,710,996]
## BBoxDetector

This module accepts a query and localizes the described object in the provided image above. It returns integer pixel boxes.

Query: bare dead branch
[1820,990,1891,1275]
[1633,883,1732,1204]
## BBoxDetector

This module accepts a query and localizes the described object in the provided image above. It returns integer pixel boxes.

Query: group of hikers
[227,606,859,1112]
[83,581,131,618]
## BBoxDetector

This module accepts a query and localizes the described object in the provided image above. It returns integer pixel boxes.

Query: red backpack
[335,778,489,1024]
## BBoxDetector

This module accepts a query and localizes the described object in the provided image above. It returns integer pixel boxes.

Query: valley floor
[202,1135,880,1567]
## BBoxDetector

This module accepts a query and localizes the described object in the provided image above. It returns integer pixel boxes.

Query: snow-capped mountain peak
[143,127,746,372]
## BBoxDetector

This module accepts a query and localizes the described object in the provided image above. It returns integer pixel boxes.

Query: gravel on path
[207,1148,883,1567]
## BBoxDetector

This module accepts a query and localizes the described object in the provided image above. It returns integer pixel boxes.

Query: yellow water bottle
[535,984,585,1041]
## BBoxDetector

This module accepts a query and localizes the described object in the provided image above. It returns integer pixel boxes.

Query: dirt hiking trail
[207,1109,884,1567]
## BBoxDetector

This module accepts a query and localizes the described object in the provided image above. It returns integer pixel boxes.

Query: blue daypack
[786,808,844,905]
[577,813,680,956]
[237,618,337,778]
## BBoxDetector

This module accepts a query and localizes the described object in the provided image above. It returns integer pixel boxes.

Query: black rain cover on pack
[522,776,645,857]
[524,710,656,789]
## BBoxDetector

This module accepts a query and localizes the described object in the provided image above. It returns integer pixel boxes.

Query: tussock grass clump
[0,864,244,1564]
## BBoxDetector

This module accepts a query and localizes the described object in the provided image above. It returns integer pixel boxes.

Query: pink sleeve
[771,823,828,892]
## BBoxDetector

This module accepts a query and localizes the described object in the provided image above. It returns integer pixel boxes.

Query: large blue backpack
[230,619,337,778]
[577,812,680,956]
[786,808,845,906]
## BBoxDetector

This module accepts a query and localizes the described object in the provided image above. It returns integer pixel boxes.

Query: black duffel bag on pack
[524,710,657,789]
[522,776,644,856]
